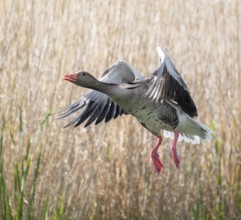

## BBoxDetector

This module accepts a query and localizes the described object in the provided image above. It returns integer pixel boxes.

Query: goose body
[60,47,212,173]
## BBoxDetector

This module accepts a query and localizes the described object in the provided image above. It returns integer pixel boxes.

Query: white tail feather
[163,114,212,144]
[177,113,212,141]
[163,130,201,144]
[164,99,212,144]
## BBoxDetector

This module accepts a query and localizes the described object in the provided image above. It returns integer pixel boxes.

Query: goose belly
[129,103,178,136]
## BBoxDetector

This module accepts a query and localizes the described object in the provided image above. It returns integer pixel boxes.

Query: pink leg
[150,137,163,174]
[171,131,180,169]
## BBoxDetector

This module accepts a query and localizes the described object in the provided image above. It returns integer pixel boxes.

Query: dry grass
[0,0,241,219]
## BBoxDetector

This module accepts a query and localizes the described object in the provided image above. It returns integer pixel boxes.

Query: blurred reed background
[0,0,241,219]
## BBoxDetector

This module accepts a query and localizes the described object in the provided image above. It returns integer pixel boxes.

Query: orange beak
[63,73,78,83]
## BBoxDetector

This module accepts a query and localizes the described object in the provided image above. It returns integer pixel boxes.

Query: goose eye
[82,72,86,76]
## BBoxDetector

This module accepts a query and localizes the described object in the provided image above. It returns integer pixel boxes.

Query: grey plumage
[59,47,212,143]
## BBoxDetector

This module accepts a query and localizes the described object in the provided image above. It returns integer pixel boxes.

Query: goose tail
[164,115,212,144]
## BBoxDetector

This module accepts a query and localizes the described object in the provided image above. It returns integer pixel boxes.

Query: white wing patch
[156,47,166,64]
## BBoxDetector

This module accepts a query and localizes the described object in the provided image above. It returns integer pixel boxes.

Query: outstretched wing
[146,47,197,117]
[59,60,144,127]
[58,91,127,127]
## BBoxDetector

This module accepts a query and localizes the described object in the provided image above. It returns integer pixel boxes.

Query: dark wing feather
[58,91,127,128]
[59,60,142,127]
[147,48,198,117]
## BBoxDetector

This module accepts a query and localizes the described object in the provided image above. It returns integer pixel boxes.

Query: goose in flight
[59,47,212,174]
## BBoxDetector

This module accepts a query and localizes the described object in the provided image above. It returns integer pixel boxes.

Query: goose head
[63,71,98,88]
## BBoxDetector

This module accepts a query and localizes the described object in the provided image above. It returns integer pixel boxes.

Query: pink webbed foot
[171,131,180,169]
[150,137,163,174]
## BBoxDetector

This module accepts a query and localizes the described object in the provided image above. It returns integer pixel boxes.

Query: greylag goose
[59,47,212,174]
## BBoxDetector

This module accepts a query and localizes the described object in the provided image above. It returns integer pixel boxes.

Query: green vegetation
[0,109,66,219]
